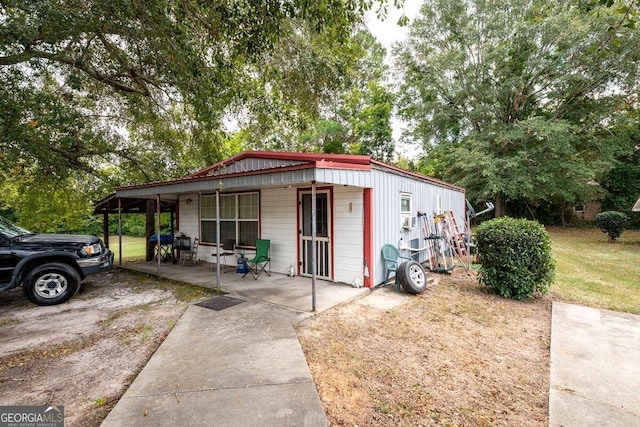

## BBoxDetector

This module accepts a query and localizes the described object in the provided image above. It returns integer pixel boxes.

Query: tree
[239,28,395,161]
[600,109,640,226]
[1,1,403,178]
[395,0,640,218]
[1,0,403,230]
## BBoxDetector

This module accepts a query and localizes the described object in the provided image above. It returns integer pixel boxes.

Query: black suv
[0,216,114,305]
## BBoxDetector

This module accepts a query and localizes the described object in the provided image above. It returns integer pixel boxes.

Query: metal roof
[113,150,464,199]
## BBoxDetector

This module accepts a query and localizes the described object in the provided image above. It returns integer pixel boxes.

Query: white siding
[371,169,466,286]
[260,186,364,284]
[176,194,210,262]
[332,186,364,285]
[173,171,465,285]
[260,188,298,274]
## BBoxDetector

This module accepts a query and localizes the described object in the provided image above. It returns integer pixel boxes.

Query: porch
[118,259,370,313]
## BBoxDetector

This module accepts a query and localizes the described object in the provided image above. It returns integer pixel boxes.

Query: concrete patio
[118,258,370,314]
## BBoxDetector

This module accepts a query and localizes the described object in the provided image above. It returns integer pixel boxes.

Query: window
[201,192,259,246]
[400,192,412,216]
[301,193,329,237]
[400,192,412,229]
[574,204,585,213]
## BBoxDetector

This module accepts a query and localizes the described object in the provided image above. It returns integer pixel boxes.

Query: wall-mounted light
[185,198,192,205]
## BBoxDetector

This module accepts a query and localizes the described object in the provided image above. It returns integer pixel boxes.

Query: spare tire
[397,260,427,294]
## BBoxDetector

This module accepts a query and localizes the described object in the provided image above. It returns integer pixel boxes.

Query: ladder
[440,211,467,261]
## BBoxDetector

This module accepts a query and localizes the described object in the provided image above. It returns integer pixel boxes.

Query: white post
[311,181,317,312]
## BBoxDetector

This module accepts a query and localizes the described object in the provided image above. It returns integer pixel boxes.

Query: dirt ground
[1,267,552,426]
[0,268,209,427]
[297,269,552,426]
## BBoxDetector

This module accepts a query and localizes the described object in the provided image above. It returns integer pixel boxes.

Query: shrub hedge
[594,211,629,241]
[476,217,555,300]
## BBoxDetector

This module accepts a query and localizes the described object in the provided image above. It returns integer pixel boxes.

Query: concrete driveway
[550,302,640,427]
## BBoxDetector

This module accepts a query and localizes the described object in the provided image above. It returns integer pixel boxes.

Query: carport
[93,194,177,265]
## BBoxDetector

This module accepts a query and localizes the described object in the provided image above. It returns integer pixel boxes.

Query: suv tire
[23,263,81,306]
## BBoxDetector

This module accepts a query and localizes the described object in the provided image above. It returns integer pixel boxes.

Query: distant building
[573,201,601,221]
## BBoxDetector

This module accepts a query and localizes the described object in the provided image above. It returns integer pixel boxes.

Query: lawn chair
[211,238,236,272]
[180,237,199,265]
[243,239,271,280]
[381,243,412,292]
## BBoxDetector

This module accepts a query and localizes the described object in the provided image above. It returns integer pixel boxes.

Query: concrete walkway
[550,302,640,427]
[102,296,328,426]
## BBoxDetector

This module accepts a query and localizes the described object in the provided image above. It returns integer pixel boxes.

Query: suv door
[0,235,15,284]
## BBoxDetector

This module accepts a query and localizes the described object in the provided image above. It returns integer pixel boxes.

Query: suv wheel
[23,263,81,306]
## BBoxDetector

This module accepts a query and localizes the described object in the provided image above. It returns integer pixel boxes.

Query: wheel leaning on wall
[396,260,428,294]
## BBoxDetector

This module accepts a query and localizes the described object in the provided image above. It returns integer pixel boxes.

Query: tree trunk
[560,203,567,227]
[494,193,506,218]
[146,199,155,261]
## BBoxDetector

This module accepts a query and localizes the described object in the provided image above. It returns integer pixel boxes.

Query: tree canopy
[1,0,403,229]
[395,0,640,219]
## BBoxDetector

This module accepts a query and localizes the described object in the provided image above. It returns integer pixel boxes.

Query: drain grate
[196,296,244,311]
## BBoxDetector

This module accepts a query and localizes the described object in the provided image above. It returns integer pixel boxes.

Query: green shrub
[594,211,629,241]
[476,217,555,300]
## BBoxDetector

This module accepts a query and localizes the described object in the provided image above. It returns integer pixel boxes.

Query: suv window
[0,216,30,239]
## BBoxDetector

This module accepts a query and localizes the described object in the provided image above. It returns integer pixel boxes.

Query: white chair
[180,237,199,265]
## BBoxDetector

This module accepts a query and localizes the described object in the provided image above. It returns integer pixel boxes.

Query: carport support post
[156,194,161,275]
[102,212,110,249]
[215,189,221,288]
[466,209,471,271]
[118,198,123,266]
[311,181,317,312]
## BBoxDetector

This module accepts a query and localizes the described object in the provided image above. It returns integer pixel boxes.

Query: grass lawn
[105,236,147,261]
[548,227,640,314]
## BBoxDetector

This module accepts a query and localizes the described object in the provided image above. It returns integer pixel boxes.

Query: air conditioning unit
[401,216,416,230]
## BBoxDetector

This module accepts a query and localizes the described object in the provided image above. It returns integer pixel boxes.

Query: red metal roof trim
[189,150,371,178]
[115,162,319,191]
[115,151,463,193]
[315,160,371,170]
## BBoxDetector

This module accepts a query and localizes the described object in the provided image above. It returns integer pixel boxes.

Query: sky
[365,1,423,159]
[365,1,422,57]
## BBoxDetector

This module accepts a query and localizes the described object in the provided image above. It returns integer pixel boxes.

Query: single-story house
[633,195,640,212]
[113,151,466,288]
[573,201,601,221]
